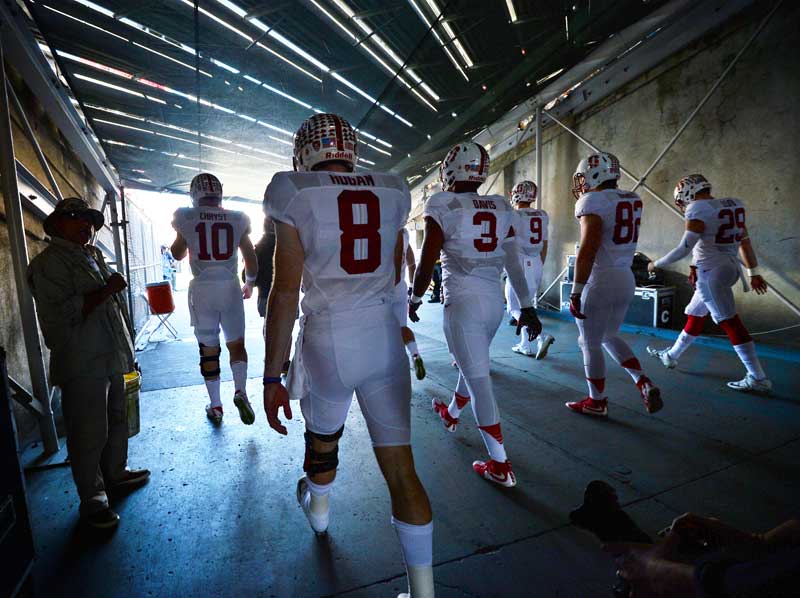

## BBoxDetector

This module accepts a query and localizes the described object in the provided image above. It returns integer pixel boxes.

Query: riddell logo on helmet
[324,151,353,161]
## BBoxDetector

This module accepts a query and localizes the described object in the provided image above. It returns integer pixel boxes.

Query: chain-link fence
[124,201,161,332]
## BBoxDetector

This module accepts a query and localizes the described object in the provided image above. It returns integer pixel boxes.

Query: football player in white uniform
[262,114,434,598]
[396,228,426,380]
[170,173,258,425]
[506,180,555,358]
[646,175,771,393]
[409,142,542,488]
[566,152,662,417]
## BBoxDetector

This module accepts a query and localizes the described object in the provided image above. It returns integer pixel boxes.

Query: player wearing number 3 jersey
[171,173,258,426]
[646,174,771,393]
[262,114,434,598]
[566,152,662,417]
[410,142,542,488]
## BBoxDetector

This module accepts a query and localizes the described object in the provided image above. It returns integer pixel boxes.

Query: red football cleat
[637,377,663,414]
[566,396,608,417]
[432,399,459,432]
[473,459,516,488]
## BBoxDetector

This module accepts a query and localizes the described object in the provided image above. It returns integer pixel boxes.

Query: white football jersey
[685,198,746,268]
[574,189,643,269]
[265,170,410,315]
[424,191,517,302]
[173,206,250,280]
[514,208,549,258]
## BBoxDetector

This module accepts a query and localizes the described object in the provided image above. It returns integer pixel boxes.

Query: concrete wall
[492,2,800,342]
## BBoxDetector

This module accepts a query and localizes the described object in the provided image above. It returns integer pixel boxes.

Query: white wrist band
[571,282,585,295]
[746,267,759,277]
[245,273,257,283]
[410,294,423,304]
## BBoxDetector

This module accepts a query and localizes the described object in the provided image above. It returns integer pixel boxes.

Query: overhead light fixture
[536,68,565,85]
[451,112,457,117]
[505,0,518,23]
[42,4,128,41]
[407,0,468,81]
[423,0,473,67]
[481,84,487,91]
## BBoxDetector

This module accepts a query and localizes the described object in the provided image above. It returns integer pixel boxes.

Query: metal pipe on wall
[119,186,135,335]
[0,28,58,454]
[535,103,543,210]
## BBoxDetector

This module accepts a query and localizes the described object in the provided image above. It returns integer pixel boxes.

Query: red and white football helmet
[190,173,223,207]
[439,142,490,191]
[293,113,358,172]
[510,180,537,206]
[674,174,712,210]
[572,152,620,199]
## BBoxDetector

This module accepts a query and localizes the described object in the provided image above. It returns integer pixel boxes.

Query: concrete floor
[24,291,800,597]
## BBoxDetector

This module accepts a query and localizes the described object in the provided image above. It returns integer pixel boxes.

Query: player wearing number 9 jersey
[646,174,771,393]
[171,173,258,426]
[409,142,542,488]
[262,114,434,598]
[566,152,662,418]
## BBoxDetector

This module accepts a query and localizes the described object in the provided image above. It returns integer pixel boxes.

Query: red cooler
[145,281,175,314]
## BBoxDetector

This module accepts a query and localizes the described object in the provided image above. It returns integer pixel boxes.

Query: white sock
[477,423,507,462]
[305,477,332,516]
[205,378,222,408]
[405,341,419,358]
[392,517,434,598]
[733,341,766,380]
[230,360,248,394]
[447,392,470,419]
[667,331,697,360]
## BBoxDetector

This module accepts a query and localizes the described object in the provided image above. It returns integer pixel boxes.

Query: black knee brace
[199,344,222,379]
[303,426,345,475]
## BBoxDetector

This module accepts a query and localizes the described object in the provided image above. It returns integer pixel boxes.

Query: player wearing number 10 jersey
[566,152,662,417]
[171,173,258,426]
[262,114,434,598]
[646,174,771,393]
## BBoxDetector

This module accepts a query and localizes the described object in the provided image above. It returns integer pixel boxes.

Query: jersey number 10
[195,222,235,261]
[338,190,381,274]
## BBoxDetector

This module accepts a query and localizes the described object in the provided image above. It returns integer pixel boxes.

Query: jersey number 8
[338,190,381,275]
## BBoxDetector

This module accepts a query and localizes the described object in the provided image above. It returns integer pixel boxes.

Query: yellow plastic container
[124,371,141,438]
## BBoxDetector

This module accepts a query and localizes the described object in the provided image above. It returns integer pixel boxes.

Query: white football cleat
[727,373,772,394]
[646,346,677,369]
[511,343,535,357]
[535,333,555,360]
[296,477,329,535]
[205,404,223,424]
[233,391,255,425]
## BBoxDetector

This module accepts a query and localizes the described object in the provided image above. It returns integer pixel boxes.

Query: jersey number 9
[338,190,381,275]
[529,216,542,245]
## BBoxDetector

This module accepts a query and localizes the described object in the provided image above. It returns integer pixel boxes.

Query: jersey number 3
[473,212,498,252]
[612,200,643,245]
[338,190,381,274]
[195,222,235,261]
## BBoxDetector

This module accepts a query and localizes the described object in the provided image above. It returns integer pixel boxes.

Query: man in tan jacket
[28,197,149,529]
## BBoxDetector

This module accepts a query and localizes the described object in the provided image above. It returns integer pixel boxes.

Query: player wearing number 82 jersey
[566,152,662,417]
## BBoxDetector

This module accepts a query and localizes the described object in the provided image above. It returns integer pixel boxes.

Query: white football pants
[188,278,245,345]
[684,258,740,323]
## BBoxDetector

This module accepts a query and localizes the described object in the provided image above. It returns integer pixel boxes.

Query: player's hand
[408,298,422,322]
[517,307,542,341]
[751,275,768,295]
[569,294,586,319]
[105,272,127,294]
[242,281,254,299]
[688,266,698,289]
[263,382,292,435]
[647,261,656,274]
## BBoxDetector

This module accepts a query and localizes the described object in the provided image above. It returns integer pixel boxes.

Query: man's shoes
[569,480,651,544]
[511,343,535,357]
[535,333,555,360]
[233,391,256,425]
[637,377,663,414]
[727,373,772,393]
[109,468,150,489]
[432,399,458,432]
[473,459,516,488]
[412,355,426,380]
[83,507,120,529]
[646,346,677,369]
[206,404,223,424]
[566,396,608,417]
[427,296,440,303]
[508,317,518,327]
[296,477,328,535]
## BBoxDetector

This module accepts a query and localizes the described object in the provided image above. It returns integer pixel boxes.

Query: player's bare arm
[502,230,542,339]
[171,233,188,260]
[394,230,404,285]
[738,226,768,295]
[239,233,258,299]
[571,214,603,319]
[263,221,303,435]
[405,244,416,285]
[648,219,704,273]
[540,239,548,264]
[409,216,444,321]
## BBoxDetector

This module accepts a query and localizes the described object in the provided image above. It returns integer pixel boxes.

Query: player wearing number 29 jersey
[262,113,434,598]
[566,152,662,418]
[647,174,771,394]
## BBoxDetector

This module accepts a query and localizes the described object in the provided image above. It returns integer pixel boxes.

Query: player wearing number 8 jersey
[262,114,434,598]
[409,142,542,488]
[171,173,258,426]
[566,152,662,417]
[646,175,771,393]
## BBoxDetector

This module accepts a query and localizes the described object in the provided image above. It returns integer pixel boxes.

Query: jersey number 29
[338,190,381,274]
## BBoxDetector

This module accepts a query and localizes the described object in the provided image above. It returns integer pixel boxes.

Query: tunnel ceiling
[24,0,669,200]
